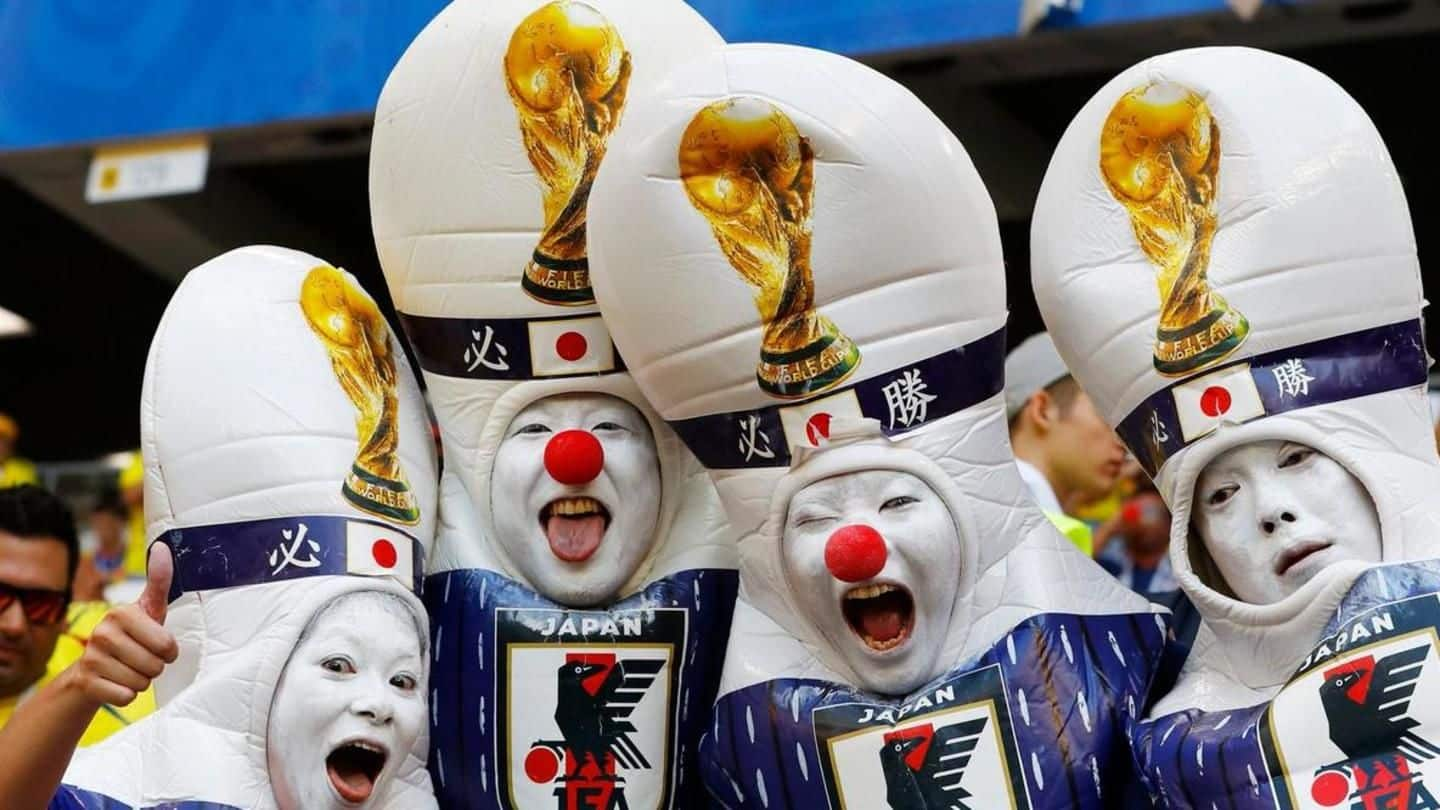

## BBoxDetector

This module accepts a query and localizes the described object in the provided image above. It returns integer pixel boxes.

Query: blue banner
[155,514,424,598]
[0,1,1253,153]
[50,786,239,810]
[670,327,1007,470]
[397,312,626,381]
[1116,320,1428,477]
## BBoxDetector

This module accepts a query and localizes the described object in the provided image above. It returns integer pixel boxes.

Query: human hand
[63,543,178,706]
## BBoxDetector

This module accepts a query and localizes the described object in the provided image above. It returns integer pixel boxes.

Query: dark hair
[1045,375,1082,414]
[1008,374,1082,431]
[0,485,80,591]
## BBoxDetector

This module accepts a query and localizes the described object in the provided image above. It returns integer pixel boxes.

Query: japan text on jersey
[702,610,1166,809]
[1134,561,1440,810]
[424,567,737,810]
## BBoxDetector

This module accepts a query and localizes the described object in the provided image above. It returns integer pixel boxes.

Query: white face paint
[491,393,661,607]
[268,592,427,810]
[782,470,960,695]
[1192,441,1381,605]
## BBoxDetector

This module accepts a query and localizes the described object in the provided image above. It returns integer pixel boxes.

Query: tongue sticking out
[326,744,384,804]
[547,514,606,562]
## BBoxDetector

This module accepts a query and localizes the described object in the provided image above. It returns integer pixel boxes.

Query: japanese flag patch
[779,389,864,450]
[345,520,414,588]
[528,316,617,377]
[1171,363,1265,442]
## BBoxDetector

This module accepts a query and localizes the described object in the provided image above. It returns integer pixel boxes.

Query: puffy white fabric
[590,37,1159,700]
[1031,46,1440,716]
[370,3,738,807]
[59,246,438,809]
[369,0,732,595]
[590,43,1166,809]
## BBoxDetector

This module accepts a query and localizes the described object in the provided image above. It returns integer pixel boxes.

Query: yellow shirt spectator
[0,413,37,489]
[118,451,149,577]
[0,458,38,489]
[0,601,154,745]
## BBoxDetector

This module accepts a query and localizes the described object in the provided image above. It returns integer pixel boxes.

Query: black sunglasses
[0,582,67,626]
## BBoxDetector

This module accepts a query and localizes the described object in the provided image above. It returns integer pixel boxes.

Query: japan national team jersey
[425,566,738,810]
[703,609,1167,809]
[1132,561,1440,810]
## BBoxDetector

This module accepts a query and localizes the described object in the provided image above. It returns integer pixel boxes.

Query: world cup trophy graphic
[679,96,861,399]
[1100,82,1249,376]
[505,0,631,307]
[300,266,420,525]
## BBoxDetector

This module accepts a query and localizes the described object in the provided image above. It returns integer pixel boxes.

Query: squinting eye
[516,423,551,436]
[1207,485,1237,507]
[322,656,356,675]
[793,514,834,529]
[881,495,918,512]
[593,421,626,432]
[390,673,417,691]
[1279,448,1316,469]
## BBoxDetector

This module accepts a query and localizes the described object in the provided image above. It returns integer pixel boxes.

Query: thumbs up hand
[67,543,180,707]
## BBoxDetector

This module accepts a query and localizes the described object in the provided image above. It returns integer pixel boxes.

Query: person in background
[0,414,38,489]
[116,451,147,578]
[1004,331,1128,554]
[1093,467,1178,596]
[71,491,131,603]
[0,485,152,745]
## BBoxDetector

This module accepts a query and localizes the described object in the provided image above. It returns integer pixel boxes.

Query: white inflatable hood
[369,0,733,592]
[588,42,1161,691]
[1031,46,1440,709]
[62,246,439,809]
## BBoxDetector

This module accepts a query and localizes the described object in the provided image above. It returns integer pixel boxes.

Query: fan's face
[782,470,960,695]
[1192,441,1381,604]
[268,593,426,810]
[491,393,661,606]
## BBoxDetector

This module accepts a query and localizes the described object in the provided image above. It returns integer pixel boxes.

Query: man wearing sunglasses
[0,485,152,744]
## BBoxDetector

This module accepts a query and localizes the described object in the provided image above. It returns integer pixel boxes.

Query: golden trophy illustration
[1100,81,1249,376]
[300,265,420,525]
[678,96,861,399]
[505,0,631,306]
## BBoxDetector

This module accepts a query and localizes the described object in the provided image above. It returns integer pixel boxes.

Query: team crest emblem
[496,607,686,810]
[814,665,1030,809]
[1265,609,1440,810]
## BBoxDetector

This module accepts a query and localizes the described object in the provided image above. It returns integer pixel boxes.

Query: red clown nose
[824,524,888,583]
[544,430,605,485]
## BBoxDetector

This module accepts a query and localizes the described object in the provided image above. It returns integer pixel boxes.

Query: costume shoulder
[704,606,1168,809]
[1132,561,1440,809]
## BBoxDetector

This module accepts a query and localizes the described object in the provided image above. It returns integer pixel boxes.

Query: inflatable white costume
[588,42,1168,809]
[1033,46,1440,809]
[51,246,439,810]
[369,2,738,807]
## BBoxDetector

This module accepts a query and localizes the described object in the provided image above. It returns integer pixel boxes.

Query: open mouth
[327,739,388,805]
[841,583,915,653]
[540,496,612,562]
[1275,540,1333,578]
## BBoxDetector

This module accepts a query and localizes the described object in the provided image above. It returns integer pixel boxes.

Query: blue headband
[398,312,625,381]
[154,514,424,601]
[1116,319,1427,477]
[667,327,1007,470]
